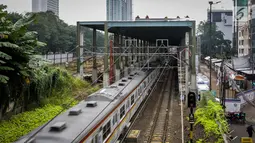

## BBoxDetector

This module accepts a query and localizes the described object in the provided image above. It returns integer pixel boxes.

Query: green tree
[27,11,104,54]
[6,12,22,23]
[197,21,232,59]
[0,5,46,115]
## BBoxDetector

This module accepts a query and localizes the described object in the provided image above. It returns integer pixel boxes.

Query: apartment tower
[32,0,59,16]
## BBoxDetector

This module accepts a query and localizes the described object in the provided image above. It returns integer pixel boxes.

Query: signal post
[188,92,196,143]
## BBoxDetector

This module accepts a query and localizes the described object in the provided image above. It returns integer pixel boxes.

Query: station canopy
[78,18,195,45]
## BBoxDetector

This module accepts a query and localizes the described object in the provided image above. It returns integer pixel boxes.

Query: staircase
[178,57,187,96]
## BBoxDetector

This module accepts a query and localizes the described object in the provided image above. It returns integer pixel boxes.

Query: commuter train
[16,65,161,143]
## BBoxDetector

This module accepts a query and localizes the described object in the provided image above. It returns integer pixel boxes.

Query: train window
[120,105,125,119]
[103,121,111,141]
[131,95,134,105]
[112,113,117,125]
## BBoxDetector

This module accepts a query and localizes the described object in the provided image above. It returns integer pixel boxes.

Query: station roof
[78,18,195,45]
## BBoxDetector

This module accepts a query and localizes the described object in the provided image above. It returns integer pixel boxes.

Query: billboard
[235,0,248,22]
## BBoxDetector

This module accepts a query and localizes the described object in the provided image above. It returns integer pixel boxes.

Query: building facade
[32,0,59,16]
[236,0,255,57]
[207,9,233,42]
[238,23,250,57]
[107,0,132,21]
[250,0,255,60]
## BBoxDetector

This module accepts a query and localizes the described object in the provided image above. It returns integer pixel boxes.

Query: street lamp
[209,1,221,91]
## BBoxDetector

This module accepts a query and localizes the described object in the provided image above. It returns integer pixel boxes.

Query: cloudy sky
[1,0,233,25]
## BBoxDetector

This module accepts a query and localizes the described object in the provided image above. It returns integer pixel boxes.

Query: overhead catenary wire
[119,63,168,143]
[24,43,164,142]
[24,45,131,143]
[72,44,164,142]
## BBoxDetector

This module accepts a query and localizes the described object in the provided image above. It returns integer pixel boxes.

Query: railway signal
[187,92,196,143]
[189,113,194,123]
[188,92,196,108]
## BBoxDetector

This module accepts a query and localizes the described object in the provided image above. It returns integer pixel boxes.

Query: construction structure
[76,17,197,96]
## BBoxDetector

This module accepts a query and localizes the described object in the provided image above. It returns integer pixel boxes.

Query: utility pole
[209,1,213,91]
[250,3,254,88]
[220,59,226,110]
[236,18,239,56]
[209,1,221,91]
[233,0,236,56]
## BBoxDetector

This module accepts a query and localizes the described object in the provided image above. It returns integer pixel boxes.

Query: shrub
[0,104,63,143]
[0,66,98,143]
[194,92,229,143]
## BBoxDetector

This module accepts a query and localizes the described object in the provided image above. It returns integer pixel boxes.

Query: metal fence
[37,53,75,64]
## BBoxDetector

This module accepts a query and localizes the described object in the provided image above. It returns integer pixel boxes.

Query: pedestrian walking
[246,125,255,137]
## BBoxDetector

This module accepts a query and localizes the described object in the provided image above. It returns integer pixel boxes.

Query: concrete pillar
[140,40,143,68]
[92,28,97,83]
[114,34,120,81]
[185,32,190,106]
[147,42,150,69]
[131,39,134,65]
[76,24,84,78]
[120,35,124,77]
[144,41,147,65]
[124,37,129,76]
[137,39,140,69]
[131,38,135,72]
[190,22,197,94]
[103,23,109,87]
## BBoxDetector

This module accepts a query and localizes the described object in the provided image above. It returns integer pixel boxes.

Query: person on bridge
[246,125,255,137]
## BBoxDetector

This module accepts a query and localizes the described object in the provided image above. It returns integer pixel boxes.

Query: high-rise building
[32,0,59,16]
[107,0,133,21]
[207,9,233,42]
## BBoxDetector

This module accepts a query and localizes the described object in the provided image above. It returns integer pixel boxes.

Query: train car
[15,66,161,143]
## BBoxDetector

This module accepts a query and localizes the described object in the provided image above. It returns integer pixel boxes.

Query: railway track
[145,69,175,143]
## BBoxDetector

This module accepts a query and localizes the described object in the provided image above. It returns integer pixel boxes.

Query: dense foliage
[197,21,232,59]
[0,5,100,116]
[0,66,99,143]
[0,5,46,115]
[195,91,229,143]
[6,10,105,54]
[0,5,101,143]
[0,65,100,143]
[0,104,63,143]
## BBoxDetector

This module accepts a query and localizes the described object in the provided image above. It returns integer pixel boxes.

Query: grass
[0,67,101,143]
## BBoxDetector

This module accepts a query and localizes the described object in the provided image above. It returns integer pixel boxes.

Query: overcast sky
[1,0,233,25]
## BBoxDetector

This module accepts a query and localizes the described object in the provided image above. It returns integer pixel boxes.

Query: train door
[126,98,131,122]
[111,112,118,142]
[98,132,103,143]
